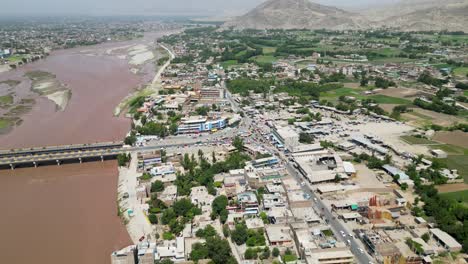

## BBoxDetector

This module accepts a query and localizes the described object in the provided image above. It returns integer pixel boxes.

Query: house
[265,224,294,247]
[430,228,462,252]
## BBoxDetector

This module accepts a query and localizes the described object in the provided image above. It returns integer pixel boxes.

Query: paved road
[226,91,374,264]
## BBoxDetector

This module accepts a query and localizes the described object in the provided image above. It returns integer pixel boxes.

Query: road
[226,90,374,264]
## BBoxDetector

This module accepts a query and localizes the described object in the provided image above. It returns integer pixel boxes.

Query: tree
[196,225,217,238]
[334,174,341,183]
[156,259,175,264]
[206,236,235,264]
[299,133,314,144]
[117,153,131,167]
[148,214,158,224]
[151,180,165,192]
[244,248,257,259]
[233,136,244,152]
[272,247,280,257]
[421,233,430,243]
[262,247,270,259]
[212,195,228,216]
[401,182,408,191]
[191,242,209,262]
[231,223,248,245]
[212,151,217,163]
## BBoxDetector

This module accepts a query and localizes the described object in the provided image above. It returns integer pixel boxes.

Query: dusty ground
[377,87,426,100]
[437,183,468,193]
[380,104,398,113]
[353,164,387,189]
[433,131,468,149]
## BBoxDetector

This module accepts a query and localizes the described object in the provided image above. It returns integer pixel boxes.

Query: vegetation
[190,236,238,264]
[405,163,468,252]
[211,195,229,223]
[117,153,131,167]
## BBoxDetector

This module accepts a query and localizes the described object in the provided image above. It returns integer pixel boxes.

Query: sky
[0,0,399,16]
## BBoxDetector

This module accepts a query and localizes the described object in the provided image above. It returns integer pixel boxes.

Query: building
[265,224,294,247]
[111,245,137,264]
[200,87,225,99]
[305,248,354,264]
[237,191,259,215]
[271,126,299,150]
[177,116,227,134]
[190,186,215,207]
[150,163,176,176]
[350,136,388,155]
[250,156,279,168]
[342,162,356,177]
[138,151,162,168]
[430,228,462,252]
[430,149,448,159]
[382,165,414,187]
[294,154,346,184]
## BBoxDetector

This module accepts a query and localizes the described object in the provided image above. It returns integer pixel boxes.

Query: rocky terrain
[224,0,468,32]
[223,0,367,30]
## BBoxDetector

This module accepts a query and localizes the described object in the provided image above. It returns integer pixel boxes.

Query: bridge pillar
[79,157,82,164]
[10,164,14,170]
[100,155,104,162]
[56,160,61,166]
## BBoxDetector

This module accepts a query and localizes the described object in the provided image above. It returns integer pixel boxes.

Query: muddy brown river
[0,31,172,263]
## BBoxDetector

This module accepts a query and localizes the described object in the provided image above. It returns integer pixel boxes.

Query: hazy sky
[0,0,399,16]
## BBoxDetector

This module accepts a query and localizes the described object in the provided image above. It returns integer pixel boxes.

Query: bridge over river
[0,142,127,170]
[0,140,217,170]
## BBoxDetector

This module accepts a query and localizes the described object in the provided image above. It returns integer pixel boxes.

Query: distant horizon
[0,0,400,17]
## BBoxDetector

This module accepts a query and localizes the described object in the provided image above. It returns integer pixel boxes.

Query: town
[110,26,468,264]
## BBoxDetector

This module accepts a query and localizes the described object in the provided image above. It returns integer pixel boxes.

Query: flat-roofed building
[295,154,346,184]
[111,245,136,264]
[200,87,225,99]
[271,125,299,150]
[430,228,462,252]
[265,224,294,247]
[305,248,354,264]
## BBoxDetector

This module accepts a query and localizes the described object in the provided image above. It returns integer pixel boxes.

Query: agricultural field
[453,67,468,77]
[400,135,438,145]
[252,55,278,64]
[221,60,238,69]
[439,190,468,206]
[0,94,13,105]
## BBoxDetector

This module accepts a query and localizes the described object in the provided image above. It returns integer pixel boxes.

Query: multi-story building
[177,116,227,134]
[200,87,225,99]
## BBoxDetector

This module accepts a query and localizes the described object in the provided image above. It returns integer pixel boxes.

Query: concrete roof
[430,228,462,249]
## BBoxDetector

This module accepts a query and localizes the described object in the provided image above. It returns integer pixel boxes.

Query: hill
[365,0,468,32]
[223,0,367,30]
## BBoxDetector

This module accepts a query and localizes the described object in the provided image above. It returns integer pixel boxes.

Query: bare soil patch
[437,183,468,193]
[433,131,468,149]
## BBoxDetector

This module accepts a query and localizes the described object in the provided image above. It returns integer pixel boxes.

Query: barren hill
[223,0,367,30]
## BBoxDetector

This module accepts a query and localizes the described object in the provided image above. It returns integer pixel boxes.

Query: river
[0,31,173,263]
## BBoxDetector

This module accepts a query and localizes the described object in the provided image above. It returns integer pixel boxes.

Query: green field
[320,87,365,102]
[429,144,468,156]
[6,54,27,63]
[252,55,277,64]
[401,136,438,145]
[0,80,21,87]
[0,118,11,129]
[0,95,13,105]
[262,47,277,54]
[439,190,468,205]
[221,60,238,69]
[454,67,468,77]
[444,155,468,183]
